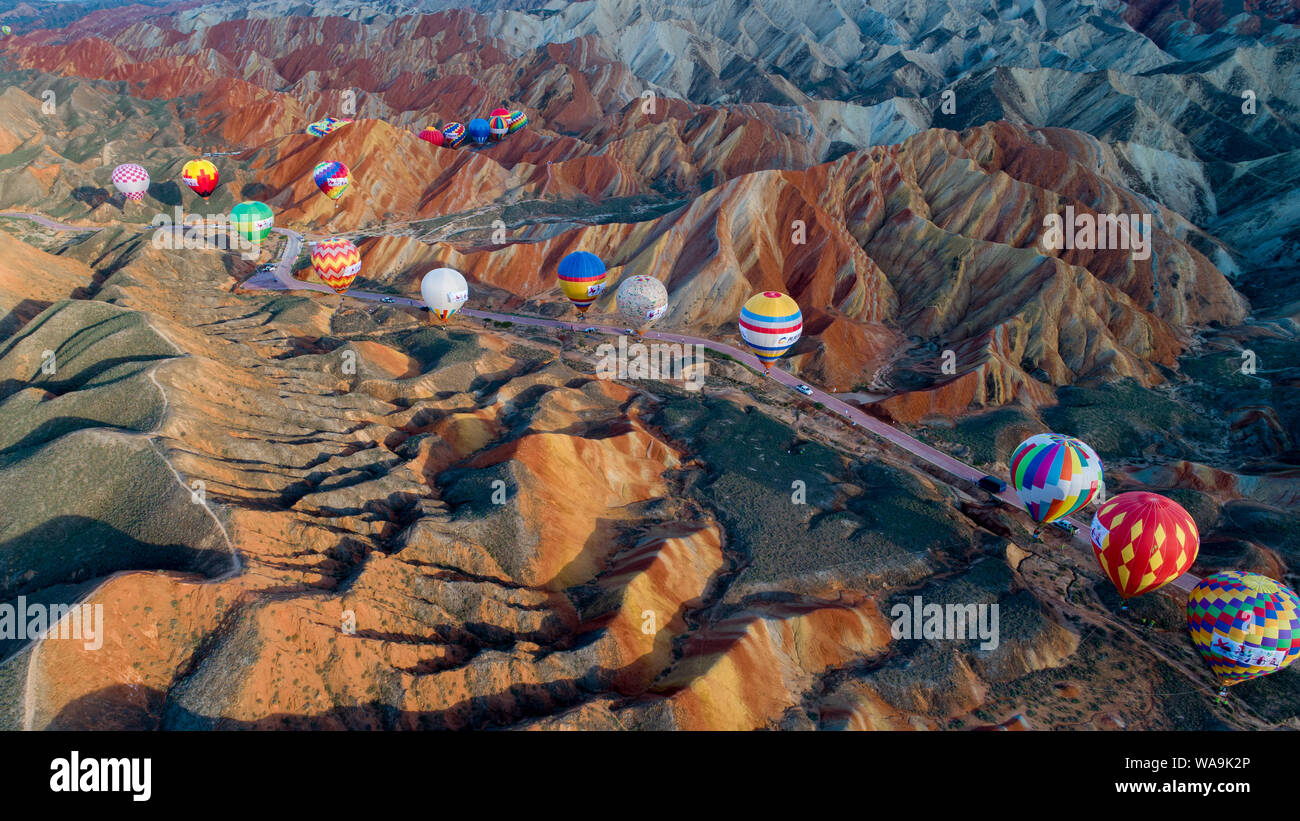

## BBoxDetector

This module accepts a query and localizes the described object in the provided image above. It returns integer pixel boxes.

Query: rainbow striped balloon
[506,110,528,134]
[488,115,509,139]
[1008,433,1103,524]
[312,161,350,201]
[738,291,802,369]
[310,238,361,295]
[557,251,606,314]
[1090,492,1198,598]
[1187,571,1300,687]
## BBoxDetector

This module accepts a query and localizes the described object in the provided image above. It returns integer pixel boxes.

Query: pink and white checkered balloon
[111,163,150,201]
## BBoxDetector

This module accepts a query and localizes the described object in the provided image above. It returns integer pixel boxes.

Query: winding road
[3,211,1199,594]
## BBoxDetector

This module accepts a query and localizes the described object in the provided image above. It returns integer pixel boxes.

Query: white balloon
[421,267,468,320]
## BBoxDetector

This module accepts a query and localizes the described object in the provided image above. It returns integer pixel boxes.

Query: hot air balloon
[490,107,510,118]
[418,126,445,147]
[506,110,528,134]
[230,201,274,246]
[1008,433,1103,528]
[306,117,352,137]
[557,252,607,314]
[616,275,668,335]
[2,25,11,36]
[1091,492,1198,600]
[738,291,802,372]
[420,267,469,323]
[467,118,491,145]
[312,161,350,201]
[111,163,150,202]
[442,122,466,148]
[181,159,219,199]
[310,238,361,295]
[488,114,509,140]
[1187,571,1300,694]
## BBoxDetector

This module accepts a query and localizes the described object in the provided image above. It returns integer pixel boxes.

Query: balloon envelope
[738,291,802,368]
[490,107,510,118]
[310,238,361,295]
[616,275,668,330]
[420,267,469,322]
[230,201,274,245]
[306,117,351,137]
[442,122,466,148]
[506,110,528,133]
[1008,433,1103,524]
[1187,571,1300,687]
[488,115,509,139]
[181,159,219,198]
[467,118,491,144]
[418,127,445,147]
[111,163,150,201]
[312,161,350,200]
[557,252,607,314]
[1091,491,1198,598]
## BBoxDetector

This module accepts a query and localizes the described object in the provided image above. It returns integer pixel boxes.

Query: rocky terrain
[0,0,1296,730]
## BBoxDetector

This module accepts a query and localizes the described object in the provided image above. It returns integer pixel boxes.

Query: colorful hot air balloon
[506,110,528,134]
[616,275,668,335]
[420,267,469,323]
[305,117,352,137]
[1008,433,1103,526]
[111,163,150,202]
[230,201,274,246]
[418,126,445,147]
[1187,571,1300,690]
[557,251,607,314]
[181,159,219,199]
[310,238,361,295]
[488,114,509,140]
[312,161,350,201]
[738,291,802,371]
[1091,492,1198,599]
[467,118,491,145]
[490,107,510,118]
[2,25,11,36]
[442,122,466,148]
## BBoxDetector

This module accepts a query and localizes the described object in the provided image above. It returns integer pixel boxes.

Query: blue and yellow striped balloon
[557,251,607,314]
[738,291,802,370]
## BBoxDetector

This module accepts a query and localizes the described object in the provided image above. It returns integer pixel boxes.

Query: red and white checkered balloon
[111,163,150,201]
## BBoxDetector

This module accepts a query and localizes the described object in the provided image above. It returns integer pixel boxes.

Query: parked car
[978,475,1008,494]
[379,297,395,304]
[795,384,813,396]
[623,328,635,335]
[582,327,597,333]
[1051,520,1079,536]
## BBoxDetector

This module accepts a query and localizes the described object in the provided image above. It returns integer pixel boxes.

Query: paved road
[246,225,1202,593]
[0,211,101,232]
[2,211,1199,594]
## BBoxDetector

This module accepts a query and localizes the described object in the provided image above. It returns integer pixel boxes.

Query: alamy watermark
[890,596,999,651]
[594,335,708,391]
[0,597,104,650]
[1040,205,1151,261]
[151,207,261,260]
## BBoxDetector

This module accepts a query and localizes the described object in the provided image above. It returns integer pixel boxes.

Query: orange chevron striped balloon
[310,238,361,295]
[1090,492,1198,599]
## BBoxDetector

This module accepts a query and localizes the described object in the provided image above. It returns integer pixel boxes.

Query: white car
[795,384,813,396]
[380,297,395,304]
